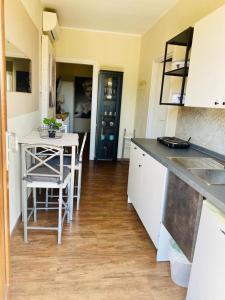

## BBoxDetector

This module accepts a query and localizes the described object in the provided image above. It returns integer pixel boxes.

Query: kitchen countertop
[132,138,225,213]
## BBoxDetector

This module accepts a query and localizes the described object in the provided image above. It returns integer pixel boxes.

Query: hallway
[9,162,185,300]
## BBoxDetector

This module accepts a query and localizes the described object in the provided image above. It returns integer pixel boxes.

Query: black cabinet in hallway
[95,70,123,161]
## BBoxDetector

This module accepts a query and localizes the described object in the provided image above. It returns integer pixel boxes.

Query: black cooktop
[157,136,191,149]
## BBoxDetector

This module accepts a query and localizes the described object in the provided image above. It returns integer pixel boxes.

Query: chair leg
[57,188,63,244]
[45,188,49,210]
[69,169,76,221]
[33,188,37,222]
[77,166,82,210]
[24,187,28,243]
[67,184,70,224]
[74,170,78,195]
[38,188,41,195]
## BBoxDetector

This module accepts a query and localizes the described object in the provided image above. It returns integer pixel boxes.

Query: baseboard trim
[10,213,22,237]
[117,158,129,162]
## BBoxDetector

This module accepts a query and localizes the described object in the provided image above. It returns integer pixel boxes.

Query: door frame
[145,59,166,138]
[55,57,99,160]
[0,0,10,298]
[145,51,179,138]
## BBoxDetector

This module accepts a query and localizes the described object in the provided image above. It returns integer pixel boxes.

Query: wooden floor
[9,161,186,300]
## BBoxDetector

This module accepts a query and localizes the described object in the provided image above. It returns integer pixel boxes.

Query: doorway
[146,59,171,138]
[56,62,93,161]
[146,53,180,139]
[56,58,99,160]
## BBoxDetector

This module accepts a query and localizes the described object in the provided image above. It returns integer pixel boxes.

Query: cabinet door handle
[142,153,145,157]
[214,101,219,105]
[223,102,225,106]
[138,164,142,167]
[220,229,225,236]
[134,147,137,150]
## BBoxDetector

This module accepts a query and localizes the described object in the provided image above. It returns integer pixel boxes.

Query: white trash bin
[169,239,192,288]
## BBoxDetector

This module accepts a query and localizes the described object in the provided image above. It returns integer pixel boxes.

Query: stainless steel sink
[190,169,225,185]
[167,157,225,170]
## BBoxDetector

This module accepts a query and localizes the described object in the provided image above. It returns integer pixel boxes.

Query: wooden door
[186,4,225,108]
[0,0,10,299]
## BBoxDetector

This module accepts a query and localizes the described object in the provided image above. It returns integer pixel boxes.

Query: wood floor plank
[9,161,186,300]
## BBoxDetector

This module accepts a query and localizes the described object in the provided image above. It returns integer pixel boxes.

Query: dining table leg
[70,145,76,221]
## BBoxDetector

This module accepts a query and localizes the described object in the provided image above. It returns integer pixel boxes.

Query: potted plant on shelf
[43,117,62,138]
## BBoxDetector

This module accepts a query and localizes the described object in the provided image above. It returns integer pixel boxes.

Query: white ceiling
[41,0,177,35]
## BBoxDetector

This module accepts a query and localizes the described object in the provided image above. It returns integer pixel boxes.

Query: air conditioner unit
[43,11,59,42]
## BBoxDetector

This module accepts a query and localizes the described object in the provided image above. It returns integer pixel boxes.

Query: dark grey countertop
[132,138,225,213]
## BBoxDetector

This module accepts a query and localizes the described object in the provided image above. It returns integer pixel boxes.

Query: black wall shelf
[159,27,194,106]
[164,67,189,77]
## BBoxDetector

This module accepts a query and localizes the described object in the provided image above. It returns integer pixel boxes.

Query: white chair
[48,133,87,211]
[22,144,71,244]
[73,132,87,210]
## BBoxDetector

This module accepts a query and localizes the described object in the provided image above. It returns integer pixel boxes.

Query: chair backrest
[23,144,64,183]
[79,133,87,162]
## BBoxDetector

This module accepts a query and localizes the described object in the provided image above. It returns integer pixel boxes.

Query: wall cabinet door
[127,142,143,212]
[186,5,225,108]
[139,154,168,248]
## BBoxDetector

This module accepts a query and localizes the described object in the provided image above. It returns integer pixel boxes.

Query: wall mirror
[5,40,32,93]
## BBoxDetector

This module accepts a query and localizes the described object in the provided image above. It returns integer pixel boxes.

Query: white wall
[8,112,39,232]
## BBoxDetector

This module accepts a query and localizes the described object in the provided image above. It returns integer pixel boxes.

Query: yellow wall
[57,63,93,81]
[5,0,42,232]
[55,28,141,157]
[20,0,43,32]
[135,0,225,137]
[20,0,43,118]
[5,0,40,118]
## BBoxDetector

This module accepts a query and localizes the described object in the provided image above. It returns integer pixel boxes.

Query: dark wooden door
[95,71,123,161]
[0,0,10,298]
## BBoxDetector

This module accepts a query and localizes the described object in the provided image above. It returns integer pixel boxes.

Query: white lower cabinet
[127,143,143,213]
[128,142,170,260]
[139,152,168,248]
[187,201,225,300]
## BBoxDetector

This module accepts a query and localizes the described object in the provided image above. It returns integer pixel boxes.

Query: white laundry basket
[169,239,192,288]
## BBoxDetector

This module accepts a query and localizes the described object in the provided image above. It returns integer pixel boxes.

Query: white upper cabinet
[186,5,225,108]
